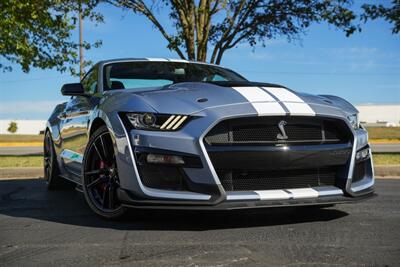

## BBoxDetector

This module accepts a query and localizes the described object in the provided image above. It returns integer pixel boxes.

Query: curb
[0,166,399,180]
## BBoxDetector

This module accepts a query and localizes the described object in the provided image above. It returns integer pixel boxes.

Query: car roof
[97,58,220,68]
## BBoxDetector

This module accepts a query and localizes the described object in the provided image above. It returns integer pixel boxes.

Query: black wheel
[82,126,127,219]
[44,131,73,190]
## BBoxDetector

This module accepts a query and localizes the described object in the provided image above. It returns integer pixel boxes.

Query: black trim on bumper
[117,188,376,210]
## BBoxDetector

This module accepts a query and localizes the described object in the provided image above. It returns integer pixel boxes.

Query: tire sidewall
[82,125,127,219]
[44,131,60,189]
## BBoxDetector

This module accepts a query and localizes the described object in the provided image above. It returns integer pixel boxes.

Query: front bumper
[114,111,375,209]
[117,188,376,210]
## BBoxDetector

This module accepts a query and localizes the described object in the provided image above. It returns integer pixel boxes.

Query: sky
[0,1,399,120]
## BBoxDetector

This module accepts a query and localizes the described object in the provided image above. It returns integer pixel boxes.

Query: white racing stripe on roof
[168,59,189,63]
[262,86,315,116]
[232,87,286,115]
[146,58,169,61]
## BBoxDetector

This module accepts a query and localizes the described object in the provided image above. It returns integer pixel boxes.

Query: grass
[366,127,400,141]
[373,153,400,165]
[0,156,43,168]
[0,134,44,143]
[0,154,399,168]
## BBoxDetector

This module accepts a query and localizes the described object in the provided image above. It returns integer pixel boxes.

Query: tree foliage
[7,122,18,134]
[0,0,103,74]
[361,0,399,34]
[109,0,357,64]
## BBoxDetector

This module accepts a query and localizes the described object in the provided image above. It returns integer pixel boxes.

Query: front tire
[82,126,127,219]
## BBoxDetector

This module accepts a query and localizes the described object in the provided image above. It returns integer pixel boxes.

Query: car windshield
[103,61,247,91]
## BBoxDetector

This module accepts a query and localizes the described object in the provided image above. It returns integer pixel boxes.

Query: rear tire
[82,125,127,219]
[44,131,73,190]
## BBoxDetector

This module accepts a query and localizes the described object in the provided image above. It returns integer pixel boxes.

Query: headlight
[126,113,189,131]
[347,114,360,130]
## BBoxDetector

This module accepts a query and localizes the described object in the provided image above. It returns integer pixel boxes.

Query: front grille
[218,168,337,191]
[232,124,322,142]
[205,116,349,146]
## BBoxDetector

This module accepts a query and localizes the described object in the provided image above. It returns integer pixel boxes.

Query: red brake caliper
[98,160,107,192]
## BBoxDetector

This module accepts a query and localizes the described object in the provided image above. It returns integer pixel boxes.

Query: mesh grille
[232,124,322,142]
[352,161,366,183]
[218,168,337,191]
[205,117,348,146]
[138,165,188,191]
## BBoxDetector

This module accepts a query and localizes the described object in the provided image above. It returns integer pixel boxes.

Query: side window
[202,74,228,82]
[211,74,228,81]
[81,68,98,95]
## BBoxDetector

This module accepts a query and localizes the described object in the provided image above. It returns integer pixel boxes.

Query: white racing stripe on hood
[262,86,315,116]
[232,87,286,115]
[233,86,275,102]
[262,86,303,102]
[252,102,287,115]
[284,102,315,116]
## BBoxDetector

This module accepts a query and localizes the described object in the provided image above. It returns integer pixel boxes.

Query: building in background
[0,104,398,134]
[356,104,400,127]
[0,120,46,135]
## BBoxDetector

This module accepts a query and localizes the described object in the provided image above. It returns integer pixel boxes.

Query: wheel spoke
[85,131,122,212]
[93,142,106,163]
[99,135,112,165]
[85,169,102,176]
[87,177,106,188]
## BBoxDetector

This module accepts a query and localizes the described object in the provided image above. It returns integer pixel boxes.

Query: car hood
[121,82,357,117]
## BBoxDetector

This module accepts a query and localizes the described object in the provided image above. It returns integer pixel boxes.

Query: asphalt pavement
[0,178,399,266]
[371,143,400,153]
[0,146,43,156]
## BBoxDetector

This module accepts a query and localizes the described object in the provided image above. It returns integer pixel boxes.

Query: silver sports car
[45,58,375,218]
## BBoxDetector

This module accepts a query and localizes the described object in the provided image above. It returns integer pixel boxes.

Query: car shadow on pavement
[0,178,349,231]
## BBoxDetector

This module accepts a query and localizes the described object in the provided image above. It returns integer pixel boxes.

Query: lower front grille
[352,160,367,183]
[217,168,337,191]
[137,164,188,191]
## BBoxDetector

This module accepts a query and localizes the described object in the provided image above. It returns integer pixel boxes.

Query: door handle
[59,112,67,119]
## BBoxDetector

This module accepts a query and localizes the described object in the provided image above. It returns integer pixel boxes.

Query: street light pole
[79,4,84,81]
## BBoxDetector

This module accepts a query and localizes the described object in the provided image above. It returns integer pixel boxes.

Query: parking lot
[0,178,399,266]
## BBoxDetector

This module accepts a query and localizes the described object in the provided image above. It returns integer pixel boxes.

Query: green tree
[362,0,399,34]
[109,0,358,64]
[0,0,103,74]
[7,122,18,134]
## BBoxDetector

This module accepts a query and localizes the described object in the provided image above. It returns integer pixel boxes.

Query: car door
[60,68,99,176]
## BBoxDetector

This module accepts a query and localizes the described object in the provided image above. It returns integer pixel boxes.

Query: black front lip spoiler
[118,189,376,210]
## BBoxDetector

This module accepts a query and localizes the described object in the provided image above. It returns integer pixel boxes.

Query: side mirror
[61,83,85,96]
